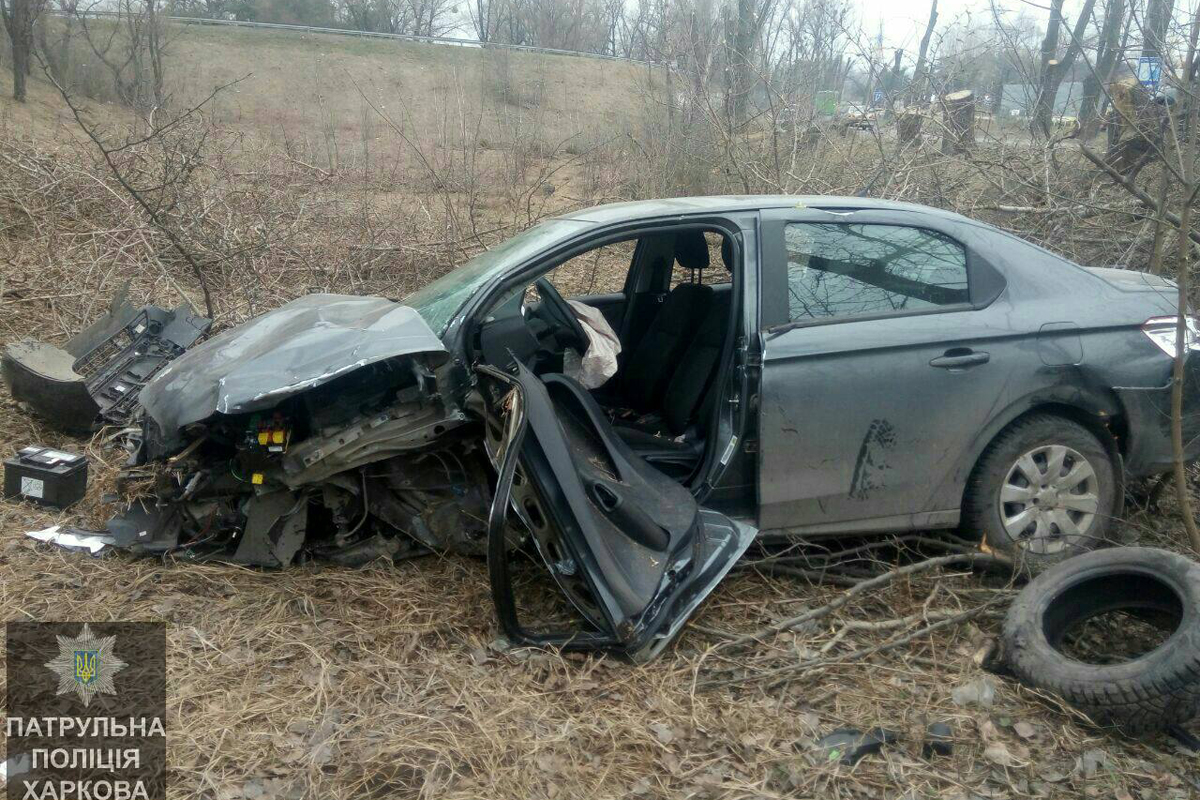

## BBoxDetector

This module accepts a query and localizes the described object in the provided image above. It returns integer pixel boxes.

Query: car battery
[3,446,89,509]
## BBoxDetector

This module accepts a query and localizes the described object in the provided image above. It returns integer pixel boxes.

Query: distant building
[1000,82,1085,116]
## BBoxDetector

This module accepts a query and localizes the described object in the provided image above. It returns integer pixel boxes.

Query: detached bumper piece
[1,289,211,431]
[482,365,753,661]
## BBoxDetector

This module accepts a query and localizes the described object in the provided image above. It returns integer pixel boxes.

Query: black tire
[963,413,1117,572]
[1002,546,1200,735]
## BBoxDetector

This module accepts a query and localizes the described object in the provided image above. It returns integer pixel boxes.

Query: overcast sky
[859,0,1067,49]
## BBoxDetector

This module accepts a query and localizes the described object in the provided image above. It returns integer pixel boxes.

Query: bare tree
[34,0,80,88]
[1033,0,1098,136]
[1079,0,1126,136]
[1141,0,1174,58]
[724,0,775,124]
[38,48,249,317]
[339,0,456,36]
[1,0,47,101]
[908,0,938,106]
[1168,5,1200,552]
[72,0,170,117]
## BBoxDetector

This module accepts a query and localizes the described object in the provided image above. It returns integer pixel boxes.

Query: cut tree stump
[941,90,974,154]
[897,109,924,145]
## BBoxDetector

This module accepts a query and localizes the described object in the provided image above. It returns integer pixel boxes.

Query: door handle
[929,350,990,370]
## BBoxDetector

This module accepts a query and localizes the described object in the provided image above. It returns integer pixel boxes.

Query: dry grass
[2,445,1199,799]
[3,33,1200,800]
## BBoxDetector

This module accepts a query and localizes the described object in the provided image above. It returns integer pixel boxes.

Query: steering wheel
[534,278,589,353]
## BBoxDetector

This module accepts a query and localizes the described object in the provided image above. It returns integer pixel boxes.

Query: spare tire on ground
[1002,546,1200,735]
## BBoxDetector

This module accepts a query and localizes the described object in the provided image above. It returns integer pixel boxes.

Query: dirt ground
[3,399,1200,800]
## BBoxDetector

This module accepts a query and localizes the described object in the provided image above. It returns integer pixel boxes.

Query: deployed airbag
[565,300,621,389]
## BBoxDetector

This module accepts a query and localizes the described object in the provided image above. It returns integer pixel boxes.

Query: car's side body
[18,194,1200,659]
[755,202,1188,537]
[439,195,1200,537]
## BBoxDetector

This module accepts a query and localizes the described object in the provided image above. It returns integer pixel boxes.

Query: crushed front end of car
[47,294,494,568]
[18,291,753,658]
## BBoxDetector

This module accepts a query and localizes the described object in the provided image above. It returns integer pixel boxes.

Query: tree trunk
[12,42,28,101]
[2,0,42,102]
[1033,0,1097,136]
[1080,0,1125,137]
[942,89,974,154]
[727,0,766,125]
[908,0,937,107]
[897,109,924,145]
[1169,0,1200,552]
[1142,0,1173,58]
[1033,0,1066,135]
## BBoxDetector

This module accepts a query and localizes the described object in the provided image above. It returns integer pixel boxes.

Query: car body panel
[479,364,754,659]
[752,203,1198,535]
[2,289,210,431]
[138,294,448,453]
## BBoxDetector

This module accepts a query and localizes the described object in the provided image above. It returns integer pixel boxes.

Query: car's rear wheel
[963,413,1117,571]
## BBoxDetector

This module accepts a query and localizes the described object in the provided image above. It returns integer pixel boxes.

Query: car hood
[139,294,448,438]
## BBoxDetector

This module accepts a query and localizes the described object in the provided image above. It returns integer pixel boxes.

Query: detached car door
[479,364,755,661]
[756,207,1012,535]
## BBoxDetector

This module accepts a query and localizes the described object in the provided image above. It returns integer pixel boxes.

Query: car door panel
[759,308,1024,531]
[480,364,755,660]
[756,209,1034,533]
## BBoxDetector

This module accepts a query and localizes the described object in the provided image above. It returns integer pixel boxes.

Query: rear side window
[783,223,969,322]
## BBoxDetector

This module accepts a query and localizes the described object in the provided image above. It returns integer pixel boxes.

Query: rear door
[479,364,754,661]
[755,208,1014,534]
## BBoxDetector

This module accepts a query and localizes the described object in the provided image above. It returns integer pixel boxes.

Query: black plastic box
[3,446,89,509]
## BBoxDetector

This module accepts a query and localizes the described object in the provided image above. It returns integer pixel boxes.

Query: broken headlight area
[1,287,211,432]
[90,357,492,568]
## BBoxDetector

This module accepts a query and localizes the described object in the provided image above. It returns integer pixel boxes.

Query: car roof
[552,195,974,226]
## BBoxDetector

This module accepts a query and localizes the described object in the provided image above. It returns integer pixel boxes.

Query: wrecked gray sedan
[11,196,1200,658]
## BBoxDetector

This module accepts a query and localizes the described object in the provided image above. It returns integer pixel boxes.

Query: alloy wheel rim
[997,444,1099,554]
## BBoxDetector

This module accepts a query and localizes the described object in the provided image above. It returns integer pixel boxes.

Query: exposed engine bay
[21,295,497,569]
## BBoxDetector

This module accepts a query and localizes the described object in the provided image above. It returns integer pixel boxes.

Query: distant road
[65,10,656,67]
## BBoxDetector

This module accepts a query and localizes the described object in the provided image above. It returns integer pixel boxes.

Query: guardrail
[69,10,656,66]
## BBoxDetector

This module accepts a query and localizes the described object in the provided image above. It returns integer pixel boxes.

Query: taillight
[1142,316,1200,356]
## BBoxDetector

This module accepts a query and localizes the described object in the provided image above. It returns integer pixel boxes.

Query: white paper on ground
[26,525,113,555]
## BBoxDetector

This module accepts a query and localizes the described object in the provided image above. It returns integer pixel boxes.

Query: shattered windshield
[404,219,591,335]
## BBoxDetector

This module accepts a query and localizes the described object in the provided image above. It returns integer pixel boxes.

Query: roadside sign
[1137,56,1162,90]
[872,89,884,106]
[816,90,837,116]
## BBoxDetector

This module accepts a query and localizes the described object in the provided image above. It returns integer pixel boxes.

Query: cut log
[897,109,924,145]
[1105,78,1165,177]
[941,89,975,154]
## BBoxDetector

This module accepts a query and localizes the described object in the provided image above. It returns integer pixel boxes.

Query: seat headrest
[674,231,709,271]
[721,236,734,272]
